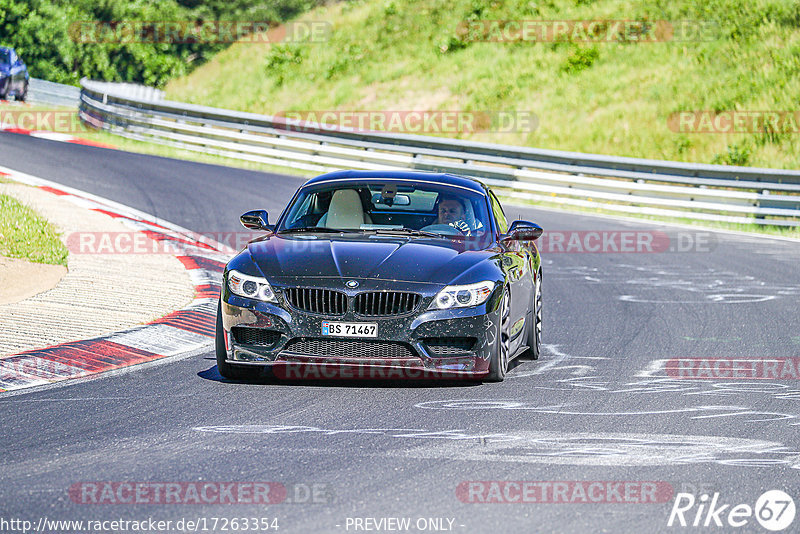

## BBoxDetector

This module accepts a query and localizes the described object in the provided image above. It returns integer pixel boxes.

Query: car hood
[245,234,498,285]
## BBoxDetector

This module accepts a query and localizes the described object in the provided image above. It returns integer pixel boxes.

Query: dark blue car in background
[0,46,29,101]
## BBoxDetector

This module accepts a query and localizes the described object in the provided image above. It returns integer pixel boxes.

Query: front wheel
[216,300,261,381]
[16,81,28,102]
[486,286,511,382]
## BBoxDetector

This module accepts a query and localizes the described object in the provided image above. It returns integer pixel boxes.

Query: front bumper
[220,281,501,379]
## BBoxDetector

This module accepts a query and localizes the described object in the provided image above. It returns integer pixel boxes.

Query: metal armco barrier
[78,78,800,227]
[29,78,81,107]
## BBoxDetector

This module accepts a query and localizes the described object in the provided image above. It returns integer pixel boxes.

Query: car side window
[488,191,508,235]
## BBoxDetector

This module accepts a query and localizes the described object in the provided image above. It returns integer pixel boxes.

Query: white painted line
[0,343,210,399]
[30,131,75,142]
[635,359,669,378]
[0,165,230,252]
[106,324,210,356]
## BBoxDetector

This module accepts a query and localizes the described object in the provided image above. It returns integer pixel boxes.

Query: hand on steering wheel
[448,219,471,235]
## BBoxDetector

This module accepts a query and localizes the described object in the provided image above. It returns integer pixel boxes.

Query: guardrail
[78,78,800,227]
[28,78,81,107]
[27,79,162,108]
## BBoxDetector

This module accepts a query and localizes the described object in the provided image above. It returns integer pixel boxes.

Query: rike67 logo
[668,490,796,530]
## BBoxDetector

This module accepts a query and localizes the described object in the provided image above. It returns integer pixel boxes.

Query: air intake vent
[422,337,476,356]
[284,288,347,315]
[354,291,421,317]
[283,338,417,359]
[232,327,282,347]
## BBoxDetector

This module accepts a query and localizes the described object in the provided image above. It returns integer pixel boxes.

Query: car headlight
[429,281,495,310]
[227,269,277,302]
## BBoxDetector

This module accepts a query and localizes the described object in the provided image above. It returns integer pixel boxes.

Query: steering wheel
[420,222,469,235]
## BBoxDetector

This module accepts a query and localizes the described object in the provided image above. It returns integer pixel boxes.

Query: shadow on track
[198,365,487,388]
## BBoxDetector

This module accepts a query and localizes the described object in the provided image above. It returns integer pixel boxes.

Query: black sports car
[216,170,543,382]
[0,47,28,101]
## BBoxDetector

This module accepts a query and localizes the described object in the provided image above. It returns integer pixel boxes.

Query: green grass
[0,193,68,266]
[164,0,800,170]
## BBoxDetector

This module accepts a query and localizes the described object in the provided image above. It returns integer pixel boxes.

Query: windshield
[0,49,10,66]
[278,181,492,238]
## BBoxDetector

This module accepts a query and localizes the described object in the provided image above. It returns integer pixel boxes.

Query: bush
[265,44,306,86]
[0,0,323,87]
[712,142,752,166]
[562,46,599,74]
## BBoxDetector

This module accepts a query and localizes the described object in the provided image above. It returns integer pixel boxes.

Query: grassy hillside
[165,0,800,169]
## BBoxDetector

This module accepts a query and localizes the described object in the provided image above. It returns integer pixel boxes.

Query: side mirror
[240,210,271,231]
[503,220,543,241]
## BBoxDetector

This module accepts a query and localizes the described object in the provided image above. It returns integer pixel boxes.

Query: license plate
[321,321,377,338]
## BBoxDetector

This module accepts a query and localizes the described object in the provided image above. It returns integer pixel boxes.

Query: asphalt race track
[2,132,800,533]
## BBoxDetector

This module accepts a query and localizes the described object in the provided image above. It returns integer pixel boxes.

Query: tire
[523,269,542,360]
[216,300,261,380]
[486,285,511,382]
[16,81,27,102]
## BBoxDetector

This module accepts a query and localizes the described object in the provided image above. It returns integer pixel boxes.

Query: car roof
[303,170,487,195]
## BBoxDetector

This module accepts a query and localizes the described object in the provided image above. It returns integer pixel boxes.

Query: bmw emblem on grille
[346,280,359,288]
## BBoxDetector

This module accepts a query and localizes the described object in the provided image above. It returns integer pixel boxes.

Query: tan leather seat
[319,189,371,228]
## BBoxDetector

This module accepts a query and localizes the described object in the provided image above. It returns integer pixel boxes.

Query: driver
[436,195,473,235]
[437,196,465,224]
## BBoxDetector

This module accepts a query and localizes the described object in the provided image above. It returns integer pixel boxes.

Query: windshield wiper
[278,227,360,234]
[367,228,444,238]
